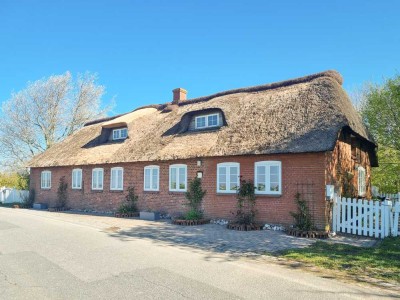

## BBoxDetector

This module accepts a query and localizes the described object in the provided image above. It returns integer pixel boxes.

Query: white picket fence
[332,196,400,238]
[0,187,29,204]
[377,193,400,202]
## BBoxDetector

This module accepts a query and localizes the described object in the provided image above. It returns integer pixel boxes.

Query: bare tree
[0,72,112,170]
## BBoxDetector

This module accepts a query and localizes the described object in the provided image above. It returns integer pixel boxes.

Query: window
[112,128,128,140]
[358,166,366,196]
[144,166,159,191]
[41,171,51,189]
[110,167,123,191]
[92,168,104,190]
[217,163,240,193]
[195,113,219,129]
[72,169,82,189]
[169,164,187,192]
[254,161,282,195]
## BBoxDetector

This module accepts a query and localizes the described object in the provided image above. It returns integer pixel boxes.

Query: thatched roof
[28,70,378,168]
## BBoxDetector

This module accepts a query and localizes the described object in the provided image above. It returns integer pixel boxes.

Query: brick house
[28,70,377,230]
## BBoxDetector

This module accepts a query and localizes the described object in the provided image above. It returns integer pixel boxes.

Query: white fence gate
[332,196,400,238]
[0,187,29,204]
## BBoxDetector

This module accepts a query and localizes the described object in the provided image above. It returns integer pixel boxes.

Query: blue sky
[1,0,399,114]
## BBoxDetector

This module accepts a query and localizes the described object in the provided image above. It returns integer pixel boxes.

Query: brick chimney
[172,88,187,104]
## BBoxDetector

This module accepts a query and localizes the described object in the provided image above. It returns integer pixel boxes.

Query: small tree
[56,176,68,208]
[23,188,35,208]
[290,193,314,231]
[117,186,138,213]
[185,177,206,220]
[234,179,257,225]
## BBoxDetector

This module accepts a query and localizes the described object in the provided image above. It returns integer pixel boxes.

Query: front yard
[271,237,400,284]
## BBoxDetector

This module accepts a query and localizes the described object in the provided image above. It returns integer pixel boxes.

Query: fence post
[332,195,337,233]
[382,200,391,237]
[393,203,400,237]
[341,197,346,233]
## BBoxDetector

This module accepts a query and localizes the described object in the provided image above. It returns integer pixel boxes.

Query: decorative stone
[140,211,160,221]
[210,219,229,225]
[33,203,48,210]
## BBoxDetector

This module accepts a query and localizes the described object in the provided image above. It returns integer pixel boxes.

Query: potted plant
[227,178,263,231]
[172,177,209,226]
[115,186,139,218]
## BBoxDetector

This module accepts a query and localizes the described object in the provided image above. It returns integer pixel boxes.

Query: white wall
[0,187,29,204]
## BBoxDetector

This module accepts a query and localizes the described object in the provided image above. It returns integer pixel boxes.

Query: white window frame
[144,165,160,191]
[254,161,282,195]
[112,128,128,140]
[110,167,124,191]
[195,113,219,129]
[71,168,82,190]
[217,162,240,193]
[92,168,104,190]
[41,171,51,189]
[358,166,366,196]
[169,164,187,192]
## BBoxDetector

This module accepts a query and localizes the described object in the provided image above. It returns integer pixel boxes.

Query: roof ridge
[179,70,342,106]
[84,70,342,126]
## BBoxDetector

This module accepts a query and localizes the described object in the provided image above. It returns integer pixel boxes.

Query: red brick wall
[30,152,327,229]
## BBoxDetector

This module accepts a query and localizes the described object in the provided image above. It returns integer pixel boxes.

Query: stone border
[114,212,139,218]
[48,207,68,212]
[172,219,210,226]
[287,228,329,239]
[227,223,263,231]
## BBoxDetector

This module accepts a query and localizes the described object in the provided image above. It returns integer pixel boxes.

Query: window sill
[91,189,103,193]
[168,191,186,195]
[72,188,82,190]
[255,193,282,198]
[110,190,124,193]
[143,190,160,194]
[216,192,237,196]
[41,188,51,190]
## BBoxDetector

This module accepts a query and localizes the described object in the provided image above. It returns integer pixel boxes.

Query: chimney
[172,88,187,104]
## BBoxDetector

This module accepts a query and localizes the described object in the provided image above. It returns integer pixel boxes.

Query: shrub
[23,188,35,208]
[234,178,257,225]
[117,186,138,213]
[56,176,68,208]
[290,193,315,231]
[185,209,203,220]
[184,177,206,220]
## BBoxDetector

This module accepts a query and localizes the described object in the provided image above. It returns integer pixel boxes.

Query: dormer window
[112,128,128,140]
[195,113,219,129]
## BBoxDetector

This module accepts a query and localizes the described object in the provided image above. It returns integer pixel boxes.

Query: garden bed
[172,219,210,226]
[114,212,139,218]
[227,223,263,231]
[48,207,69,212]
[287,228,329,239]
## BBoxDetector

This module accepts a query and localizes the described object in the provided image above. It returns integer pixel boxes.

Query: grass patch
[275,237,400,283]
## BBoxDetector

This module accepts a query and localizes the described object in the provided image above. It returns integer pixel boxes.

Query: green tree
[360,75,400,193]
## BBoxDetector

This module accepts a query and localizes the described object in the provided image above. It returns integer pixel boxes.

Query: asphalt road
[0,208,396,299]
